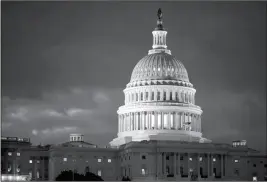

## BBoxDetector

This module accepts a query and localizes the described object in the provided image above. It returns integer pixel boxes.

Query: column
[168,113,171,129]
[163,153,167,176]
[148,112,152,130]
[130,113,133,131]
[211,154,214,177]
[197,154,200,178]
[221,154,224,178]
[162,153,165,175]
[137,112,140,130]
[207,153,210,177]
[199,116,202,132]
[41,157,45,180]
[122,115,124,132]
[129,113,132,131]
[155,112,158,130]
[118,115,121,133]
[173,153,177,176]
[187,153,190,180]
[177,153,180,176]
[161,112,164,129]
[180,113,183,129]
[145,112,148,129]
[225,155,227,177]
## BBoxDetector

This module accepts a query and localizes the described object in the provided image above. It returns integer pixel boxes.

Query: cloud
[8,107,29,122]
[41,109,64,117]
[65,108,93,117]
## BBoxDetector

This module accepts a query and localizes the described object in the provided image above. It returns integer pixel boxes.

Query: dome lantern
[149,8,171,55]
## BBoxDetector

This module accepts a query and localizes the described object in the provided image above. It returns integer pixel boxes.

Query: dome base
[109,130,212,147]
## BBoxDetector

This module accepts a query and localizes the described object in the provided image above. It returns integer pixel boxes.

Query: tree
[55,170,103,181]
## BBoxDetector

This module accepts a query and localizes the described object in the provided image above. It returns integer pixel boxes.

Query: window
[199,157,202,162]
[170,92,172,100]
[175,92,178,101]
[260,161,263,163]
[29,160,32,164]
[17,152,20,156]
[213,158,216,162]
[63,158,67,162]
[253,164,256,167]
[151,92,154,100]
[180,156,183,160]
[163,91,166,100]
[166,156,169,160]
[141,93,143,101]
[132,93,134,101]
[37,160,40,164]
[136,93,138,101]
[189,157,192,161]
[98,170,102,176]
[234,159,239,163]
[264,164,267,168]
[8,152,12,156]
[108,159,111,163]
[98,158,102,163]
[145,92,148,101]
[141,155,146,160]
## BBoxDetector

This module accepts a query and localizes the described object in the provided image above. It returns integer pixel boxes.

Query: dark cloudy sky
[1,2,266,152]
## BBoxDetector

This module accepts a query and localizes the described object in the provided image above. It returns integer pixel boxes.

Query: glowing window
[8,152,12,156]
[213,158,216,162]
[98,158,102,163]
[29,160,32,164]
[158,67,160,71]
[234,159,239,163]
[98,170,102,176]
[199,157,202,162]
[253,176,257,181]
[17,152,20,156]
[37,160,40,164]
[141,168,146,175]
[63,158,67,162]
[108,159,111,163]
[189,157,192,161]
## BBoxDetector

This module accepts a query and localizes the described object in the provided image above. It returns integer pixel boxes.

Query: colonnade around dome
[118,111,201,133]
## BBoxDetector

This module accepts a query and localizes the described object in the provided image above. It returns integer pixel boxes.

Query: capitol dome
[110,9,211,148]
[130,53,189,83]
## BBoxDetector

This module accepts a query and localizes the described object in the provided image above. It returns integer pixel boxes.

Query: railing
[120,102,201,109]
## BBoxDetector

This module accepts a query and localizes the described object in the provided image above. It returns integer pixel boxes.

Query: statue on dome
[157,8,163,20]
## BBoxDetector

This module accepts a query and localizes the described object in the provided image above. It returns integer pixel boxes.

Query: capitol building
[1,9,266,182]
